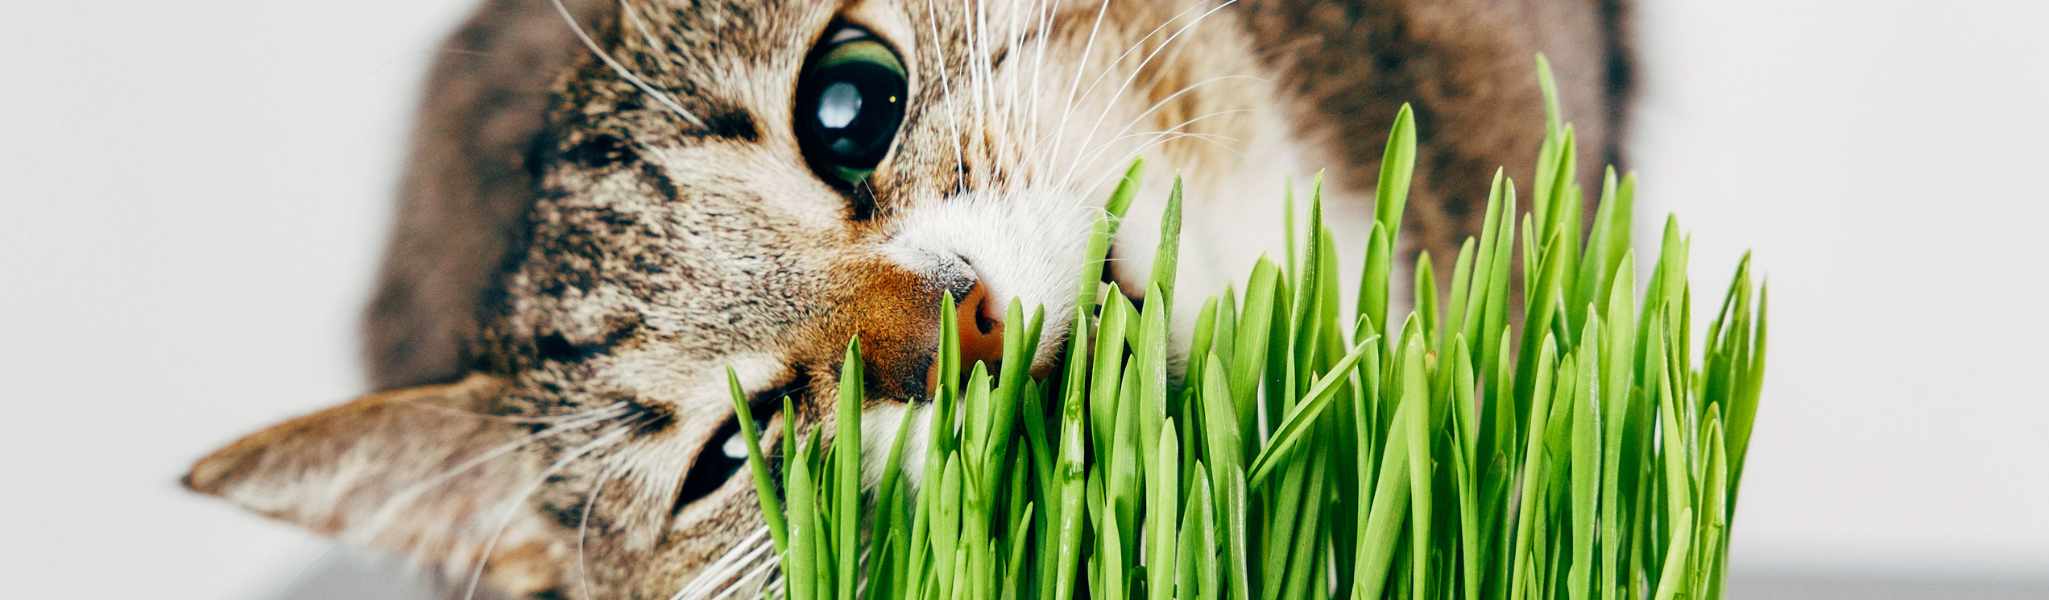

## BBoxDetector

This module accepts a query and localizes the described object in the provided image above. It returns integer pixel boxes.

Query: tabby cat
[185,1,1631,597]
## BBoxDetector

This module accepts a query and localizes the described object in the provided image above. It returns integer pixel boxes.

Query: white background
[2,1,2044,597]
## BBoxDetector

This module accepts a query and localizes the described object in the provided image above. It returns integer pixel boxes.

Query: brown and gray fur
[186,1,1631,598]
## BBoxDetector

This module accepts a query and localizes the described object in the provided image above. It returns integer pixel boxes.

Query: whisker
[1040,2,1204,211]
[970,0,991,160]
[922,0,969,190]
[1061,2,1205,127]
[702,535,777,600]
[673,527,771,599]
[1016,0,1049,163]
[1073,109,1253,193]
[711,552,781,600]
[1081,73,1258,162]
[1068,107,1252,189]
[1087,123,1244,161]
[1059,1,1239,189]
[1041,0,1115,186]
[1022,0,1058,181]
[547,0,705,128]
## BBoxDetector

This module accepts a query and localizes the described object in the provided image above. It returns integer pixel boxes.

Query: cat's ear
[183,374,574,595]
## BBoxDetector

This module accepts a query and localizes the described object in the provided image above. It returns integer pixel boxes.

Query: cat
[185,1,1631,597]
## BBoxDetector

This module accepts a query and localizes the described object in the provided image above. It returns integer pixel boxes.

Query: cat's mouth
[671,371,808,514]
[664,242,1142,516]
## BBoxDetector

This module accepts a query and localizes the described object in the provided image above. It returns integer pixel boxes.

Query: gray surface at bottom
[270,556,2049,599]
[1724,570,2049,599]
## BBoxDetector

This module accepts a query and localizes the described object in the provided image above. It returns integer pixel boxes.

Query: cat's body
[187,1,1630,597]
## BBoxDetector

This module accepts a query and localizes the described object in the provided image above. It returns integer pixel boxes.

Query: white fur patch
[861,402,936,491]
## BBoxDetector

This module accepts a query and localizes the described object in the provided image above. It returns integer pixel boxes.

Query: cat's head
[186,0,1286,597]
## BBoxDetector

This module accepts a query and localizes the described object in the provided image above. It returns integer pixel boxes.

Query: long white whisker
[1073,109,1254,193]
[1042,0,1114,184]
[1104,130,1242,149]
[548,0,705,127]
[1059,1,1238,189]
[923,0,968,189]
[711,551,781,600]
[698,535,777,600]
[1056,72,1256,192]
[1065,73,1258,181]
[674,527,771,599]
[1023,0,1057,180]
[1038,2,1204,211]
[1064,2,1205,113]
[971,0,991,159]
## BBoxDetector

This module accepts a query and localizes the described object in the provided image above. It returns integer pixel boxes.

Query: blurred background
[2,1,2044,598]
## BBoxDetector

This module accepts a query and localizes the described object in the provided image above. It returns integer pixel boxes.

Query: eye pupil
[796,31,908,187]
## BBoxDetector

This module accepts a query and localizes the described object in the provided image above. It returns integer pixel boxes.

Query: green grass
[730,58,1767,600]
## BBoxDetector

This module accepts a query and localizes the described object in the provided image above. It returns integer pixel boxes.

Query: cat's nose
[920,280,1007,396]
[953,281,1006,369]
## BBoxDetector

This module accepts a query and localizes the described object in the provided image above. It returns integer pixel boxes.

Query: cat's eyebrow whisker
[547,0,706,128]
[1059,0,1239,189]
[614,0,668,60]
[461,416,645,600]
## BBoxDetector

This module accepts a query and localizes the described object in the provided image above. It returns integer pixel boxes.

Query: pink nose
[953,281,1006,370]
[926,281,1006,394]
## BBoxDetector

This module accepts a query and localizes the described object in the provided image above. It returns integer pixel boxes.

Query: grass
[729,58,1767,600]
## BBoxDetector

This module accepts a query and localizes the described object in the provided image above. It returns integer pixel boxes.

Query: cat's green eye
[795,28,908,189]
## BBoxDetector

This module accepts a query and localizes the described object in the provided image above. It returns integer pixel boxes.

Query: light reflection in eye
[818,82,862,129]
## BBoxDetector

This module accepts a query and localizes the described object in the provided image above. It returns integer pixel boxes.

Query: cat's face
[187,1,1300,597]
